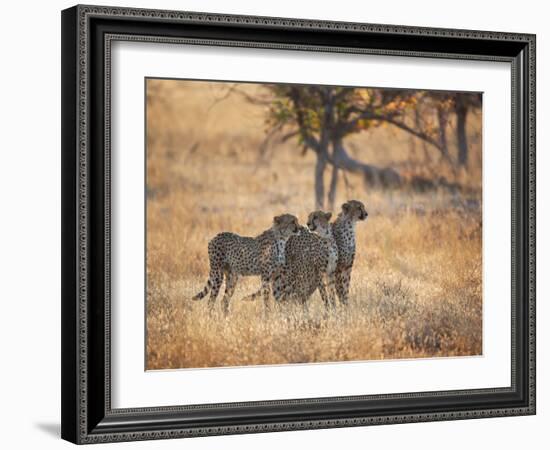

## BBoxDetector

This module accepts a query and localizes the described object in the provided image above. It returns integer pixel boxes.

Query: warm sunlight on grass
[145,79,482,369]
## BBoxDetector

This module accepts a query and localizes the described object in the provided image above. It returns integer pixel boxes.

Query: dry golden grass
[145,79,482,370]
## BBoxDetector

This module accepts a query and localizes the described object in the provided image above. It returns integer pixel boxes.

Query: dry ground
[145,79,482,370]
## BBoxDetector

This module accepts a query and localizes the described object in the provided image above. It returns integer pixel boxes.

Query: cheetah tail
[241,289,262,302]
[192,279,211,301]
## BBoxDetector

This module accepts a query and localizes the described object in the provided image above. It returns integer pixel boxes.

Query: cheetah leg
[240,267,285,304]
[261,277,271,315]
[334,270,344,305]
[300,296,310,317]
[318,282,333,315]
[326,273,337,309]
[336,267,352,306]
[272,267,287,303]
[221,272,238,316]
[241,288,262,302]
[207,269,223,310]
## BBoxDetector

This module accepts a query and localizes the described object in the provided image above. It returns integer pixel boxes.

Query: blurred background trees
[147,80,482,212]
[246,85,481,209]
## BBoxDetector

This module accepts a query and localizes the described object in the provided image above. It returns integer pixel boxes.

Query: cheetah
[192,214,300,315]
[332,200,368,305]
[244,211,339,313]
[245,201,368,309]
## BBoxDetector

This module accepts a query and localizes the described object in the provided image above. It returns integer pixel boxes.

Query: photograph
[145,78,483,370]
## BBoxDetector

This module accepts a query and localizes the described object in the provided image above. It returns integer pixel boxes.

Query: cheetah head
[307,210,332,238]
[273,214,300,239]
[342,200,368,222]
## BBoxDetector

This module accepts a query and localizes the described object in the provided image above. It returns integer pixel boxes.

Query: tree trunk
[415,109,431,163]
[436,106,449,159]
[317,88,335,210]
[331,139,401,188]
[456,103,468,167]
[314,152,327,209]
[332,139,375,178]
[328,165,339,211]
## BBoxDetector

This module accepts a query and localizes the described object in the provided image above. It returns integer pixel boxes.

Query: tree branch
[288,87,321,152]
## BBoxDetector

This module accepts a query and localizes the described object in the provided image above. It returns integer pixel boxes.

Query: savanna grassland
[146,79,483,370]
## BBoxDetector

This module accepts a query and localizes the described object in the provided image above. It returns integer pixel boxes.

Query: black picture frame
[61,4,536,444]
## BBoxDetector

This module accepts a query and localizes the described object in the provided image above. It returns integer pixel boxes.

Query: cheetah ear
[342,203,351,213]
[273,215,282,225]
[325,212,332,221]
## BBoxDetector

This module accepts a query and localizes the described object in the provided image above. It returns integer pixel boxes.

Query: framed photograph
[61,4,536,444]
